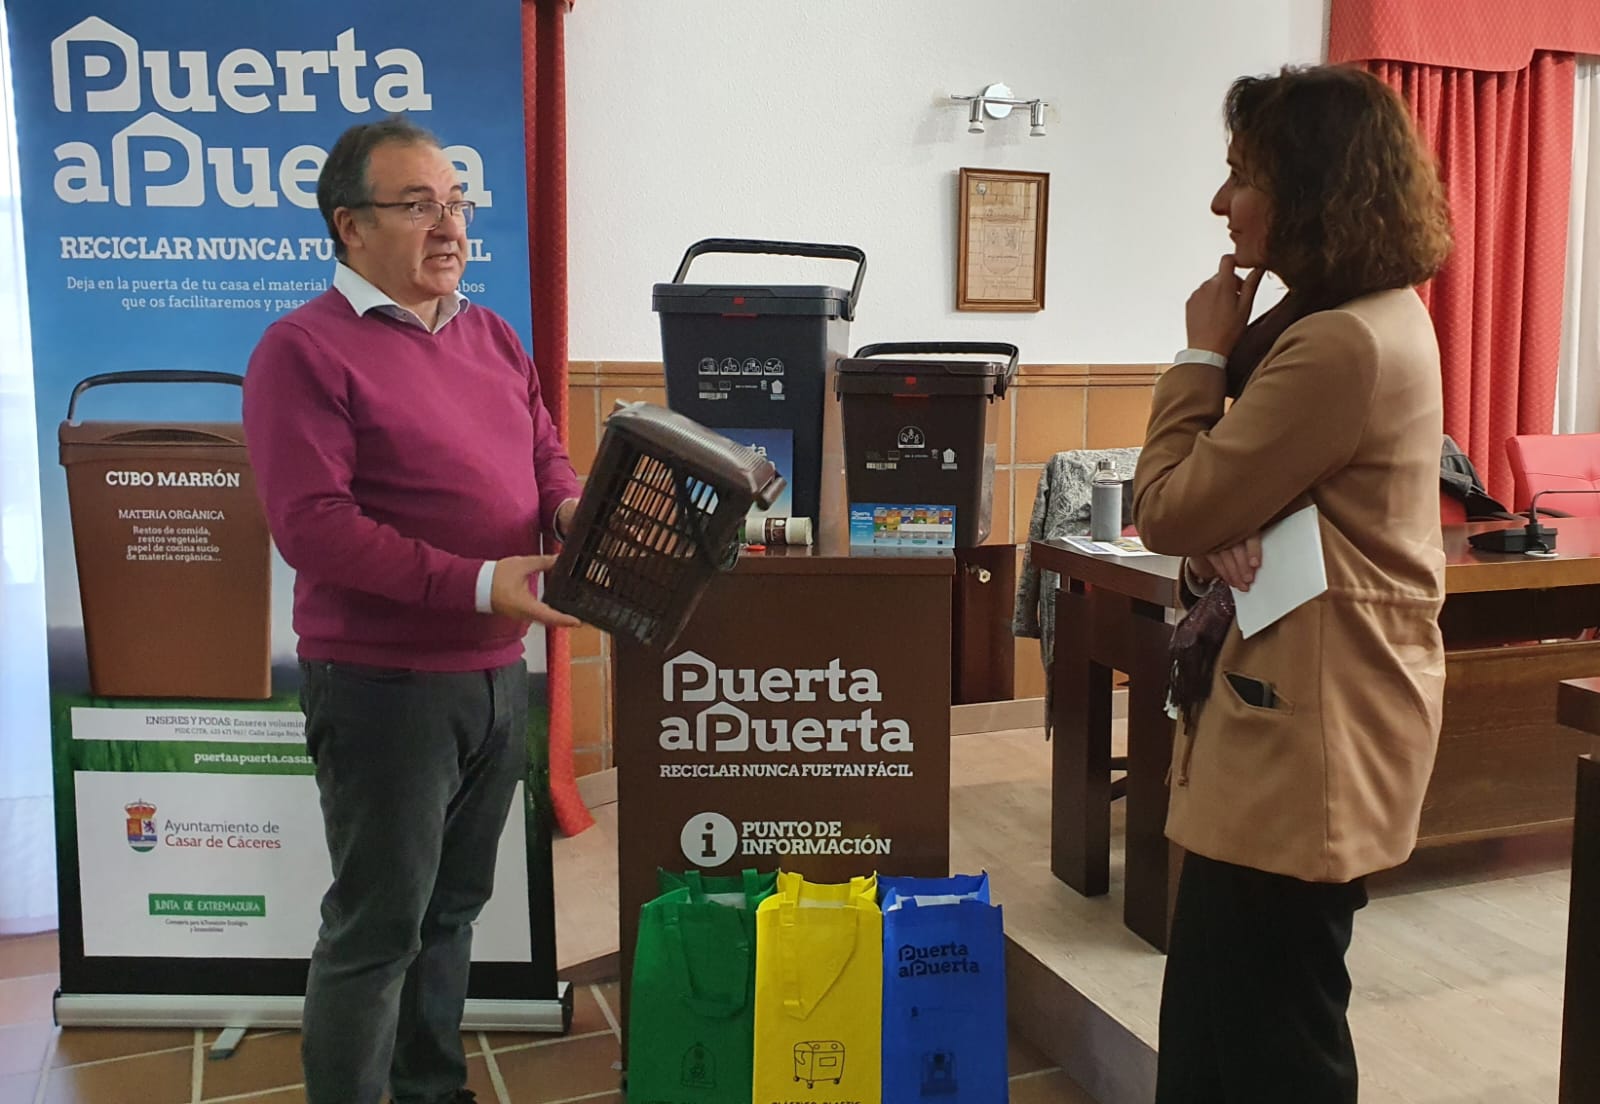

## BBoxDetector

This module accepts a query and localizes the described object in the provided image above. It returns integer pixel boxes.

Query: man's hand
[489,555,582,627]
[553,498,579,542]
[1193,533,1263,592]
[1185,254,1266,356]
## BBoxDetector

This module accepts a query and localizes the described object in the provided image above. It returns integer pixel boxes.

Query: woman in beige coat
[1133,66,1453,1103]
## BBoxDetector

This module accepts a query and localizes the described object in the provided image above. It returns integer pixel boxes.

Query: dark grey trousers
[298,659,527,1104]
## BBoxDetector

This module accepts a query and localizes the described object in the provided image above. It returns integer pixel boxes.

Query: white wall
[565,0,1328,364]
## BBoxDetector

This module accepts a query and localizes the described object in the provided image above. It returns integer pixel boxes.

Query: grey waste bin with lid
[833,342,1018,548]
[652,238,866,527]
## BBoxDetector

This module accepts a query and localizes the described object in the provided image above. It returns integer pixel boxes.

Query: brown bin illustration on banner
[58,370,272,700]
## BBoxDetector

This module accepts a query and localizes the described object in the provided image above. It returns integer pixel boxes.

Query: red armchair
[1507,433,1600,517]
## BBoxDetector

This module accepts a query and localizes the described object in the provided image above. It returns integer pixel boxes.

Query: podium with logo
[612,547,954,1054]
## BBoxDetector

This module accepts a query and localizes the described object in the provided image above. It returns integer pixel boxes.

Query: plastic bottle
[1089,459,1122,541]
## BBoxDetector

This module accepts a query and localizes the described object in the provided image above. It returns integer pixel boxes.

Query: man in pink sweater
[243,116,582,1104]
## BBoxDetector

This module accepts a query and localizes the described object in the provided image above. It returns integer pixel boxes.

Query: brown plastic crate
[546,403,783,649]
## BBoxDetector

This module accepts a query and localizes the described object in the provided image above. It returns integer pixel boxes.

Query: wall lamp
[951,83,1049,137]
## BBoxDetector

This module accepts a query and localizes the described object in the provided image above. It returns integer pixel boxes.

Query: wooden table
[1035,516,1600,951]
[1554,684,1600,1104]
[1040,539,1183,950]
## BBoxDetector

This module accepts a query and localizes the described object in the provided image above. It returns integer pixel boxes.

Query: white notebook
[1233,504,1328,639]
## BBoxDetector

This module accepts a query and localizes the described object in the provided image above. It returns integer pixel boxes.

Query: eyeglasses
[353,199,476,228]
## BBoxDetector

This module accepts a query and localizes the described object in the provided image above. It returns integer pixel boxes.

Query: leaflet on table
[1059,536,1157,557]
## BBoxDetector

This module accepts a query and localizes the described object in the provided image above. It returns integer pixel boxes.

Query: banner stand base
[211,1026,247,1059]
[55,986,573,1034]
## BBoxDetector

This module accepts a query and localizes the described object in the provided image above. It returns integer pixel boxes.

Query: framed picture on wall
[956,167,1049,312]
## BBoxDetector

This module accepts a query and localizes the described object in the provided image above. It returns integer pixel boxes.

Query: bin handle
[851,341,1018,396]
[669,238,867,322]
[852,342,1018,372]
[65,371,245,423]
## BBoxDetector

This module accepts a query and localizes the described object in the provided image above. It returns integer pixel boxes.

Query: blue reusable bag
[877,873,1007,1104]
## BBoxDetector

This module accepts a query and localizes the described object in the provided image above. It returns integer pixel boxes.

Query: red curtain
[1369,55,1575,503]
[1329,0,1599,502]
[524,0,593,837]
[1331,0,1600,73]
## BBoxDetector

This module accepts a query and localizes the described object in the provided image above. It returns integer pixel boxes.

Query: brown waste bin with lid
[58,370,272,700]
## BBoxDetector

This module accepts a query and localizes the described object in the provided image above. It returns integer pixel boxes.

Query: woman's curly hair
[1226,65,1453,297]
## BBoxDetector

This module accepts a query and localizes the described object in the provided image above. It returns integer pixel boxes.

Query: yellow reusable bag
[752,872,883,1104]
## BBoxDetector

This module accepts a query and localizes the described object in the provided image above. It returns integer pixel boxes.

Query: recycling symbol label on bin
[897,426,926,449]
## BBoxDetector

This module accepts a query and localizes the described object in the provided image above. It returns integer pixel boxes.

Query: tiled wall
[562,361,1161,776]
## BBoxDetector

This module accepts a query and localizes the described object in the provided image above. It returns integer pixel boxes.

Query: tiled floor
[0,931,1098,1103]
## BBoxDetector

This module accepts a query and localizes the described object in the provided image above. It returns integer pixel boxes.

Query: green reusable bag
[658,866,778,911]
[628,870,774,1104]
